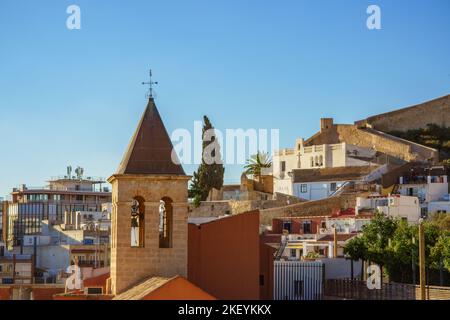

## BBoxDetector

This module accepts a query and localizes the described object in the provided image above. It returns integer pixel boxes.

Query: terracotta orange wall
[83,272,110,293]
[188,211,260,300]
[33,288,65,300]
[0,287,11,300]
[144,277,215,300]
[53,294,114,300]
[259,233,279,300]
[272,217,323,234]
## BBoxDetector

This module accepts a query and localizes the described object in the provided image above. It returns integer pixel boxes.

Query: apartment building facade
[4,168,111,248]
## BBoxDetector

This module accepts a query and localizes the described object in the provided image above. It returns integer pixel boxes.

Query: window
[319,155,323,166]
[131,196,145,248]
[321,221,327,229]
[290,249,296,258]
[294,280,303,297]
[159,197,173,248]
[87,287,103,295]
[281,161,286,172]
[300,184,307,193]
[282,221,291,233]
[330,183,337,192]
[76,195,83,201]
[75,185,80,191]
[303,221,311,234]
[310,157,314,167]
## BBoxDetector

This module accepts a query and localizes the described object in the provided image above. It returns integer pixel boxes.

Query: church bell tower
[108,96,190,295]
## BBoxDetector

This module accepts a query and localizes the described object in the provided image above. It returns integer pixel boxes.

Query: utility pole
[412,236,416,284]
[333,226,338,258]
[419,219,426,300]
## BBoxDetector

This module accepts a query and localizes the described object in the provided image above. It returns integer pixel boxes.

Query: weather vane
[142,69,158,98]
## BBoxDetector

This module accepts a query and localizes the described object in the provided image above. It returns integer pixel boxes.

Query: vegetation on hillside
[388,124,450,161]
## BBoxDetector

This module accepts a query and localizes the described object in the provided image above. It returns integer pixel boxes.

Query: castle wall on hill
[306,124,439,163]
[259,194,356,226]
[355,94,450,132]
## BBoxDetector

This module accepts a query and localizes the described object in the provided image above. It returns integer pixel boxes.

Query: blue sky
[0,0,449,196]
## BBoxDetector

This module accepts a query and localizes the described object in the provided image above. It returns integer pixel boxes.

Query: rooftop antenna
[75,166,84,180]
[141,69,158,99]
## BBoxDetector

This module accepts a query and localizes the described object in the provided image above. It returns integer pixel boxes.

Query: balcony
[399,176,427,185]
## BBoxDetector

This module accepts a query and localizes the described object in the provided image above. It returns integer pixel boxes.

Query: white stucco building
[273,135,378,197]
[394,165,449,216]
[356,195,421,223]
[428,194,450,214]
[276,165,386,200]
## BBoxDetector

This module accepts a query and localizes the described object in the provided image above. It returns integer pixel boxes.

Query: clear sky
[0,0,449,197]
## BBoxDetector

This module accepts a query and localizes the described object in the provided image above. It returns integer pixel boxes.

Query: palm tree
[244,152,272,178]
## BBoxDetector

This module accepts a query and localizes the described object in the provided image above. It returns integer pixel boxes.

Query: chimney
[76,212,81,229]
[320,118,334,132]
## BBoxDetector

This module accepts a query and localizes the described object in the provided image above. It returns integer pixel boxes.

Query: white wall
[274,178,293,195]
[428,201,450,214]
[326,217,371,233]
[357,195,421,223]
[36,245,70,276]
[293,181,344,200]
[273,150,298,179]
[320,258,363,279]
[427,181,449,202]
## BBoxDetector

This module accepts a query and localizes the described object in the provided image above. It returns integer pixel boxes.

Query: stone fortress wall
[354,94,450,133]
[306,114,440,163]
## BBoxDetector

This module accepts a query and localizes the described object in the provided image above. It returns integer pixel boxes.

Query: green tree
[345,212,450,284]
[244,152,272,178]
[360,212,398,266]
[189,116,225,206]
[188,171,207,207]
[343,236,367,280]
[430,232,450,272]
[429,212,450,231]
[385,220,417,282]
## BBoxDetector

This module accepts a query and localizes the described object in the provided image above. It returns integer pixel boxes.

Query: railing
[274,238,288,260]
[325,279,450,300]
[275,149,295,156]
[50,176,106,182]
[16,186,109,192]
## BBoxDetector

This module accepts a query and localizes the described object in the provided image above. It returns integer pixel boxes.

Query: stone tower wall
[109,175,190,294]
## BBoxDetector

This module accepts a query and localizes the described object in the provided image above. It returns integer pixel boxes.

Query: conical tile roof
[116,98,185,175]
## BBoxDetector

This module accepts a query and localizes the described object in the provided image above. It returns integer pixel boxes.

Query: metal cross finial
[142,69,158,98]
